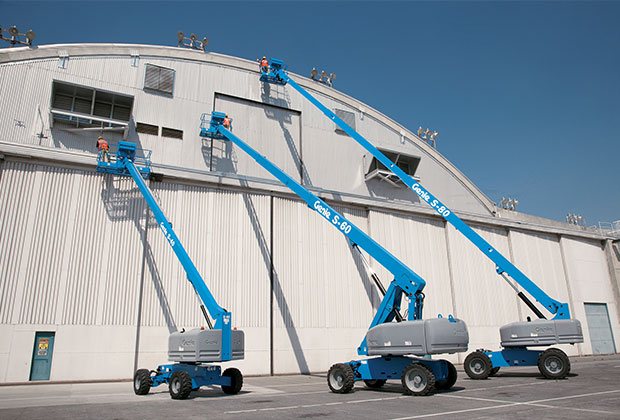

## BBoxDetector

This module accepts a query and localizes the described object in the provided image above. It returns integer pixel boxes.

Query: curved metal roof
[0,43,496,213]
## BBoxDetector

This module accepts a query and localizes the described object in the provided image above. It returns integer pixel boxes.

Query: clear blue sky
[2,1,619,224]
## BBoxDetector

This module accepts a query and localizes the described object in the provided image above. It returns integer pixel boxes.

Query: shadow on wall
[366,178,421,204]
[50,117,146,156]
[260,82,292,120]
[100,175,178,334]
[344,223,380,311]
[238,176,311,374]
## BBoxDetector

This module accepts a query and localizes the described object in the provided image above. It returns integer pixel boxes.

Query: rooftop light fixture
[1,25,36,47]
[177,31,207,52]
[566,213,585,226]
[310,67,337,86]
[500,197,519,211]
[417,126,439,148]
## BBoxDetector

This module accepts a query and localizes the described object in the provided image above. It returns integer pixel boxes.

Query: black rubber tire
[221,368,243,395]
[489,367,501,376]
[464,351,492,380]
[327,363,355,394]
[538,348,570,379]
[435,360,458,390]
[401,363,435,396]
[133,369,151,395]
[169,371,193,400]
[363,379,387,389]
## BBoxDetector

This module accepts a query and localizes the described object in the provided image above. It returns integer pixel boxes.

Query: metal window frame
[364,148,421,186]
[49,80,134,131]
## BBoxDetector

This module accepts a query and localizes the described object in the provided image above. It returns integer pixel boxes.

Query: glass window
[50,81,134,128]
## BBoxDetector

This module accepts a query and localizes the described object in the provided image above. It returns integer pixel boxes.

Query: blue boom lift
[260,59,583,380]
[201,112,469,395]
[97,142,244,399]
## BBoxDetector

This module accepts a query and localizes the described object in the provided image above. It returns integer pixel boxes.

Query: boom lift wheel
[401,363,435,396]
[538,348,570,379]
[169,371,193,400]
[133,369,151,395]
[464,351,492,380]
[221,367,244,395]
[434,360,457,390]
[364,379,387,389]
[327,363,355,394]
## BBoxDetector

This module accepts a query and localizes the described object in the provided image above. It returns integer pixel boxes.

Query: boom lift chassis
[260,58,583,380]
[97,142,244,399]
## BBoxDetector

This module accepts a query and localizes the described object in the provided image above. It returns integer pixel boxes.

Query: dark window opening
[144,64,175,95]
[162,127,183,140]
[365,150,421,186]
[50,81,133,129]
[136,122,159,136]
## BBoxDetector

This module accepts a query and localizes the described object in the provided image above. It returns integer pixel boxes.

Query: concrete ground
[0,354,619,420]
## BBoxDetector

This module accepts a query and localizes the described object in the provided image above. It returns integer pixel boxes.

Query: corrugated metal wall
[561,237,620,355]
[447,224,520,354]
[368,210,454,319]
[272,197,374,373]
[1,159,619,381]
[136,180,272,375]
[0,161,145,326]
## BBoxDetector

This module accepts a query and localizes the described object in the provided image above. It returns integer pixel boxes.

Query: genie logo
[313,200,331,219]
[412,183,430,202]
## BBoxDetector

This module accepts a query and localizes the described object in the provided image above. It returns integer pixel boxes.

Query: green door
[30,332,55,381]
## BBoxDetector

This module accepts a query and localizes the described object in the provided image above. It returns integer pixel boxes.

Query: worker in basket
[223,114,232,130]
[260,56,269,74]
[97,135,110,162]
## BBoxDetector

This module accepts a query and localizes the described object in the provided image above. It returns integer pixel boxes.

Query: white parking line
[455,381,540,393]
[391,389,620,419]
[389,402,520,419]
[526,389,620,404]
[527,402,615,415]
[226,387,620,417]
[226,395,407,414]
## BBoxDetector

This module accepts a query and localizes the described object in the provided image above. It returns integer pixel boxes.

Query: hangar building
[0,43,618,382]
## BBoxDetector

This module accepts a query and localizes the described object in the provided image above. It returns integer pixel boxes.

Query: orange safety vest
[97,138,109,151]
[223,118,231,128]
[260,59,268,68]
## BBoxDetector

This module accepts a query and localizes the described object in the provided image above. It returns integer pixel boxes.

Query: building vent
[162,127,183,140]
[334,108,356,134]
[365,149,421,186]
[50,81,133,129]
[144,64,175,95]
[136,122,159,136]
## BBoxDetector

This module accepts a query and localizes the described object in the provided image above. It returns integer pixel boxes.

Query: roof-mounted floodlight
[177,31,207,52]
[417,126,439,148]
[1,25,36,47]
